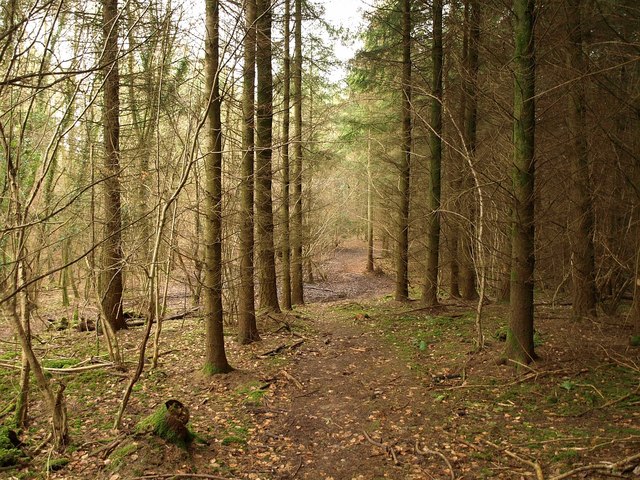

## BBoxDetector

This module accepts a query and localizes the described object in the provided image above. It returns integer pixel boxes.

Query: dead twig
[258,340,304,358]
[574,383,640,417]
[483,440,544,480]
[132,475,230,480]
[363,431,400,466]
[0,360,114,374]
[90,434,126,459]
[550,452,640,480]
[280,369,304,389]
[291,455,303,478]
[415,440,454,480]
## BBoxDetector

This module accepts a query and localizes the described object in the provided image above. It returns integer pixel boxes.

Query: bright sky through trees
[321,0,369,82]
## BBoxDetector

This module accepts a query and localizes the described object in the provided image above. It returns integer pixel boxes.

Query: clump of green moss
[136,400,195,449]
[0,427,22,468]
[46,457,69,471]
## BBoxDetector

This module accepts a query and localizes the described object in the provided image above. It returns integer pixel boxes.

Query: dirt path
[251,242,446,479]
[304,240,394,303]
[256,316,441,479]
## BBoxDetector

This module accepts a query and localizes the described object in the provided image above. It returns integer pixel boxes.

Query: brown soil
[304,239,394,303]
[1,240,639,480]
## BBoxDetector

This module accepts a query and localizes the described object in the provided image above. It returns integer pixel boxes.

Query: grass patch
[42,358,79,369]
[236,382,268,406]
[108,443,138,470]
[221,424,248,446]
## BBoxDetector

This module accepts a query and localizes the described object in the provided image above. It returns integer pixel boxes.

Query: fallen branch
[127,308,200,327]
[258,340,304,358]
[415,440,454,480]
[0,360,114,374]
[132,475,230,480]
[550,452,640,480]
[280,370,304,389]
[363,431,400,466]
[90,435,126,459]
[483,440,544,480]
[574,383,640,417]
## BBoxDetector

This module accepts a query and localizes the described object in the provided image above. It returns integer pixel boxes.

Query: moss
[221,435,246,446]
[136,401,196,449]
[0,427,22,468]
[43,358,79,369]
[0,447,20,468]
[630,335,640,347]
[109,443,138,470]
[222,424,248,446]
[202,363,233,376]
[236,382,268,406]
[46,457,69,471]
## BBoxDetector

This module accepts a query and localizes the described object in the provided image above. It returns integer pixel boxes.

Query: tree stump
[136,399,194,449]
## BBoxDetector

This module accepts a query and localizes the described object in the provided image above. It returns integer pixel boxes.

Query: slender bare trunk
[101,0,126,331]
[396,0,411,302]
[367,134,374,272]
[238,0,261,342]
[203,0,232,374]
[281,0,293,309]
[291,0,304,305]
[423,0,443,306]
[503,0,537,365]
[460,0,480,301]
[565,0,597,319]
[255,0,280,313]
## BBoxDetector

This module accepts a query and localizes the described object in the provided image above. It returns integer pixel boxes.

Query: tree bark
[238,0,261,343]
[255,0,280,313]
[396,0,411,302]
[281,0,293,309]
[504,0,537,365]
[632,245,640,339]
[291,0,304,305]
[203,0,232,374]
[460,0,480,301]
[101,0,126,331]
[564,0,597,319]
[367,134,374,272]
[423,0,443,306]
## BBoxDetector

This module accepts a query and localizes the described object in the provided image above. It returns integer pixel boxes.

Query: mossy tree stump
[136,400,195,449]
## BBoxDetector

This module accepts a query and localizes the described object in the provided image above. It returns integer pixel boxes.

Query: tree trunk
[632,245,640,339]
[395,0,411,302]
[460,0,480,301]
[281,0,293,309]
[423,0,443,306]
[565,0,597,319]
[15,259,30,427]
[255,0,280,313]
[291,0,304,305]
[367,134,374,272]
[238,0,261,343]
[504,0,537,365]
[203,0,232,374]
[101,0,126,331]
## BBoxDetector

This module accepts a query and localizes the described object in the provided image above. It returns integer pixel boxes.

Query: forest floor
[1,240,639,480]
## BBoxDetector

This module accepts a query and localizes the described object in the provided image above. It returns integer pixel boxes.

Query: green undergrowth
[375,309,478,373]
[221,423,249,446]
[0,426,23,468]
[108,442,139,471]
[235,381,269,406]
